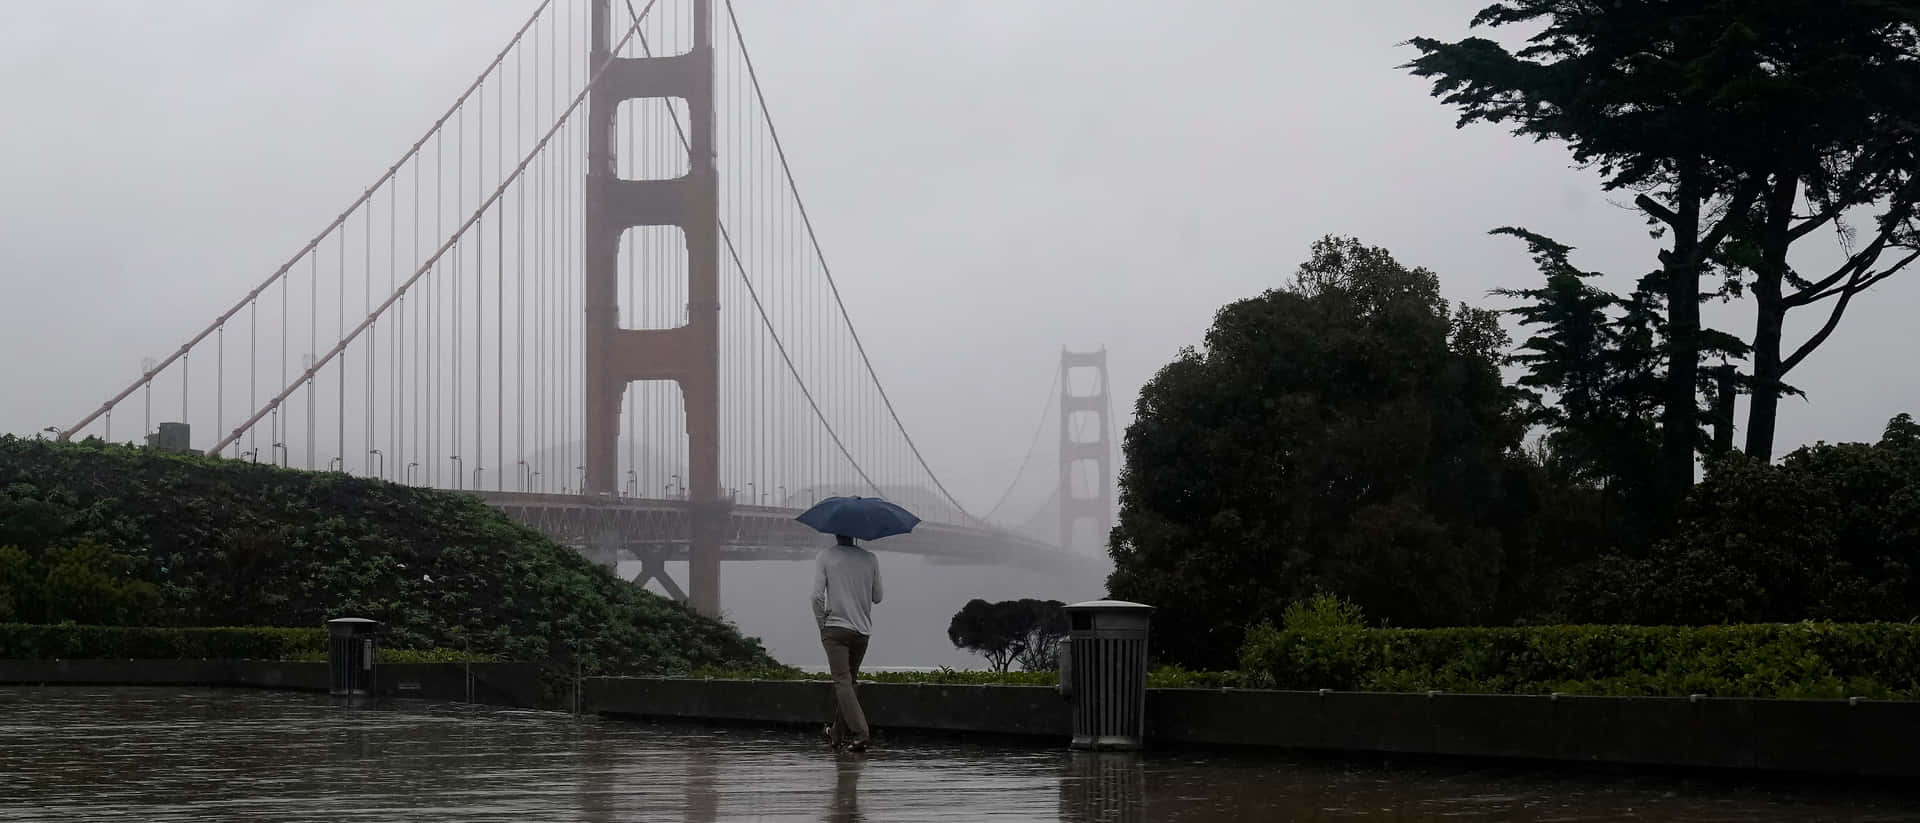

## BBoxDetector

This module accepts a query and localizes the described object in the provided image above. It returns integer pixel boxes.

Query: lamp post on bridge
[473,466,485,490]
[745,482,755,506]
[449,455,462,490]
[519,460,532,492]
[531,471,541,491]
[407,461,418,485]
[327,456,342,473]
[575,466,586,495]
[240,448,257,463]
[369,449,383,480]
[626,470,638,498]
[272,442,288,467]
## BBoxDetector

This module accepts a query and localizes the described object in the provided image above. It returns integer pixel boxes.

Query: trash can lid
[1064,599,1154,613]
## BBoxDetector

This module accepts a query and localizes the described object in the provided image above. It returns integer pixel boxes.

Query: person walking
[812,533,883,751]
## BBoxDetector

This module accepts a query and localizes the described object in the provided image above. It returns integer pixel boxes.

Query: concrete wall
[586,678,1920,777]
[0,659,542,709]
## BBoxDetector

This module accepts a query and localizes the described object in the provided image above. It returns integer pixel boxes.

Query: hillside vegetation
[0,437,773,675]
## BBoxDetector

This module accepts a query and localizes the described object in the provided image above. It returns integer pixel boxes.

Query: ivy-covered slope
[0,437,773,674]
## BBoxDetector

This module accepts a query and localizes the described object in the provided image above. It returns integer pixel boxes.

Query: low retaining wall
[0,659,542,708]
[586,677,1070,738]
[586,678,1920,777]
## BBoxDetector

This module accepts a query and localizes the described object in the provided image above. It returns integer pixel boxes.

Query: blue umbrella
[795,496,921,542]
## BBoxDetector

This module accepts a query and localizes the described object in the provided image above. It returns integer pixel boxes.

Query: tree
[1409,3,1763,497]
[1410,1,1920,471]
[1012,599,1069,672]
[1705,2,1920,460]
[1108,237,1530,668]
[946,598,1069,672]
[1494,228,1667,496]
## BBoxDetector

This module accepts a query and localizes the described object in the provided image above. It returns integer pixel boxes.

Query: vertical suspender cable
[337,229,346,470]
[518,39,527,488]
[366,205,375,474]
[497,55,506,491]
[434,130,444,485]
[249,300,257,459]
[391,178,399,478]
[215,327,223,457]
[308,251,317,469]
[476,77,487,490]
[455,104,466,487]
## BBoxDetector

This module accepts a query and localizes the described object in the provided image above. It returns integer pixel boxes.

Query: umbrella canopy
[795,496,921,542]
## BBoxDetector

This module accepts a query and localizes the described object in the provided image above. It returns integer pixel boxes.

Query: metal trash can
[1063,600,1153,750]
[326,618,380,698]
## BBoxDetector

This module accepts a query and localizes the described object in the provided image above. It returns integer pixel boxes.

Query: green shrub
[1146,665,1252,689]
[1238,622,1920,699]
[0,624,326,660]
[1280,592,1368,632]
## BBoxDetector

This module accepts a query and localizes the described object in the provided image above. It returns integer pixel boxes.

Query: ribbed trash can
[1063,600,1153,750]
[326,617,380,698]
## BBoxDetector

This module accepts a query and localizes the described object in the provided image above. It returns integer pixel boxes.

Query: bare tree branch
[1785,231,1895,307]
[1635,193,1680,227]
[1782,249,1920,374]
[1803,248,1920,305]
[1782,275,1864,375]
[1788,209,1840,243]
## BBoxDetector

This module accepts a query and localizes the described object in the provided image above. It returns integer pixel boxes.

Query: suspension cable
[210,4,657,456]
[981,367,1060,522]
[721,0,982,521]
[60,0,557,441]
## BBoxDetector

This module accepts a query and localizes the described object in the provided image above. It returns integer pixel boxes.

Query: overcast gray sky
[10,0,1915,501]
[8,0,1919,665]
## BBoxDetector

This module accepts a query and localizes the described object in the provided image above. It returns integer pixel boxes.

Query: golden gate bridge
[55,0,1113,616]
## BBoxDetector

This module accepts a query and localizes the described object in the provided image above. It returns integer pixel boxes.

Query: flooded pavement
[1,687,1916,821]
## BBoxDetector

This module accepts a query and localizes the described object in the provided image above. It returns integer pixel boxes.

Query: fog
[6,1,1919,667]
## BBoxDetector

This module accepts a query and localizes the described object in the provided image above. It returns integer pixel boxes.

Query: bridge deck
[472,491,1084,571]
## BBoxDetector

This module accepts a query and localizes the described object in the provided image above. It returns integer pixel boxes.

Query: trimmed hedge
[687,665,1250,690]
[0,624,495,663]
[1239,622,1920,699]
[0,624,325,660]
[690,666,1058,686]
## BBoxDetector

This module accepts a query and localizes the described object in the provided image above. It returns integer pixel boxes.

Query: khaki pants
[821,627,870,745]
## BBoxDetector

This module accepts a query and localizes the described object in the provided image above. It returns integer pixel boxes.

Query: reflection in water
[1059,753,1143,823]
[828,753,864,823]
[2,687,1917,821]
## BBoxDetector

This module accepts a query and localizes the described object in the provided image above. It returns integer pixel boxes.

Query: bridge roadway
[472,492,1089,599]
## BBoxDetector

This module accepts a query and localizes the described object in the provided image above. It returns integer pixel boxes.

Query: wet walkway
[1,687,1915,821]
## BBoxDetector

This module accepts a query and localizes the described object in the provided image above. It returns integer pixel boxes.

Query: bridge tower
[586,0,725,615]
[1058,347,1113,553]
